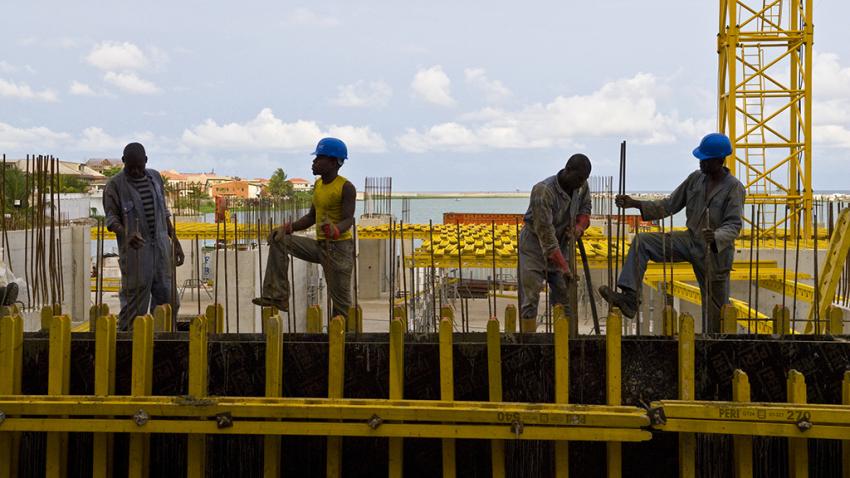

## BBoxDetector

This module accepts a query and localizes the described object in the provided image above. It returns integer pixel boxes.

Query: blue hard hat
[692,133,732,161]
[312,137,348,162]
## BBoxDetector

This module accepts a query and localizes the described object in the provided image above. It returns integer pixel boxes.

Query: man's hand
[574,214,590,238]
[615,194,641,209]
[128,232,145,249]
[548,249,572,276]
[321,223,341,240]
[269,222,293,243]
[174,240,185,266]
[702,228,715,244]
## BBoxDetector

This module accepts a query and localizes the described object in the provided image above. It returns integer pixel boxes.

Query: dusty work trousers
[118,241,179,331]
[263,234,354,319]
[517,228,573,321]
[617,231,729,333]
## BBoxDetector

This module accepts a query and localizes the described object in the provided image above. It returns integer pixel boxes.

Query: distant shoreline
[357,191,530,199]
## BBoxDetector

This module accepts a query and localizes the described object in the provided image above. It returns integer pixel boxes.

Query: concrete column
[358,215,391,300]
[1,226,89,330]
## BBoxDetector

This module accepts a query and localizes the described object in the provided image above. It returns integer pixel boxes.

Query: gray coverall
[262,235,353,320]
[618,169,745,332]
[518,175,591,320]
[103,169,179,330]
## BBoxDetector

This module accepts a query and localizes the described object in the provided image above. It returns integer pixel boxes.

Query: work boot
[0,282,18,306]
[598,285,638,319]
[251,297,289,312]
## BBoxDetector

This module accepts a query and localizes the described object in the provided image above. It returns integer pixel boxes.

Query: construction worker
[518,154,592,332]
[253,137,356,320]
[599,133,745,333]
[103,142,184,330]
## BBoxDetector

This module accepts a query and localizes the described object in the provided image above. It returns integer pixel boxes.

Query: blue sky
[1,0,849,191]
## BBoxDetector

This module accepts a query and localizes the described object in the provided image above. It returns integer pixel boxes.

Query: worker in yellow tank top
[314,174,353,241]
[253,137,357,322]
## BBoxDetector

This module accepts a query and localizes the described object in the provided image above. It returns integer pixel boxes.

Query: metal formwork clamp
[510,419,524,438]
[0,410,6,425]
[133,409,149,427]
[367,414,384,430]
[216,412,233,429]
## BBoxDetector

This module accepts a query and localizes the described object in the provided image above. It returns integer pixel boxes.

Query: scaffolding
[718,0,813,237]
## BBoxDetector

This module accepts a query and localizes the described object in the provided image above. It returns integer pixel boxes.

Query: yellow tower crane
[718,0,813,238]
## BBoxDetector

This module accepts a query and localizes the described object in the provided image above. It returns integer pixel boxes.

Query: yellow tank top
[313,175,352,241]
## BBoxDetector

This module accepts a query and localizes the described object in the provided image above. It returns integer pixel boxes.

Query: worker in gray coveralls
[599,133,745,333]
[518,154,592,333]
[104,143,184,330]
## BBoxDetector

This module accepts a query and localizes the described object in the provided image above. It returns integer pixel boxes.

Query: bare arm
[335,181,356,233]
[291,205,316,232]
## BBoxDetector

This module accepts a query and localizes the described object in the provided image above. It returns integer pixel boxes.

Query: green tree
[102,166,122,178]
[58,175,90,193]
[267,168,294,197]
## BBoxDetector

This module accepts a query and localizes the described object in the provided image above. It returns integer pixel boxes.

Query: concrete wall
[207,242,317,333]
[2,226,90,330]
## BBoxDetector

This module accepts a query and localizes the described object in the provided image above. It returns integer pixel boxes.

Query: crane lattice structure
[718,0,813,237]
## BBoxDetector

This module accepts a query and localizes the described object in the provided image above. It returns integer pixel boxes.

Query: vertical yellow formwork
[721,304,738,334]
[773,305,792,335]
[307,305,323,334]
[0,314,23,478]
[393,305,408,331]
[439,318,456,477]
[504,304,517,334]
[388,318,405,478]
[264,314,284,478]
[347,304,363,333]
[732,370,753,478]
[46,315,70,478]
[187,316,209,478]
[554,313,570,478]
[128,315,153,478]
[662,305,678,337]
[606,309,622,478]
[827,306,844,335]
[326,316,345,477]
[678,314,696,478]
[486,318,505,478]
[787,370,808,477]
[92,315,117,478]
[842,371,850,478]
[205,304,224,334]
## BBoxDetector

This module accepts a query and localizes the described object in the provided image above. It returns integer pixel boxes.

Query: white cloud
[74,127,156,152]
[411,65,455,107]
[18,36,79,49]
[86,41,149,71]
[104,71,160,94]
[0,61,35,74]
[464,68,511,102]
[813,52,850,100]
[0,122,71,151]
[398,72,710,152]
[0,78,58,102]
[69,81,97,96]
[283,8,341,28]
[181,108,386,152]
[814,124,850,148]
[331,80,392,108]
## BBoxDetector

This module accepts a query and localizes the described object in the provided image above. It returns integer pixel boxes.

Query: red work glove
[321,223,341,240]
[548,249,571,275]
[575,214,590,238]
